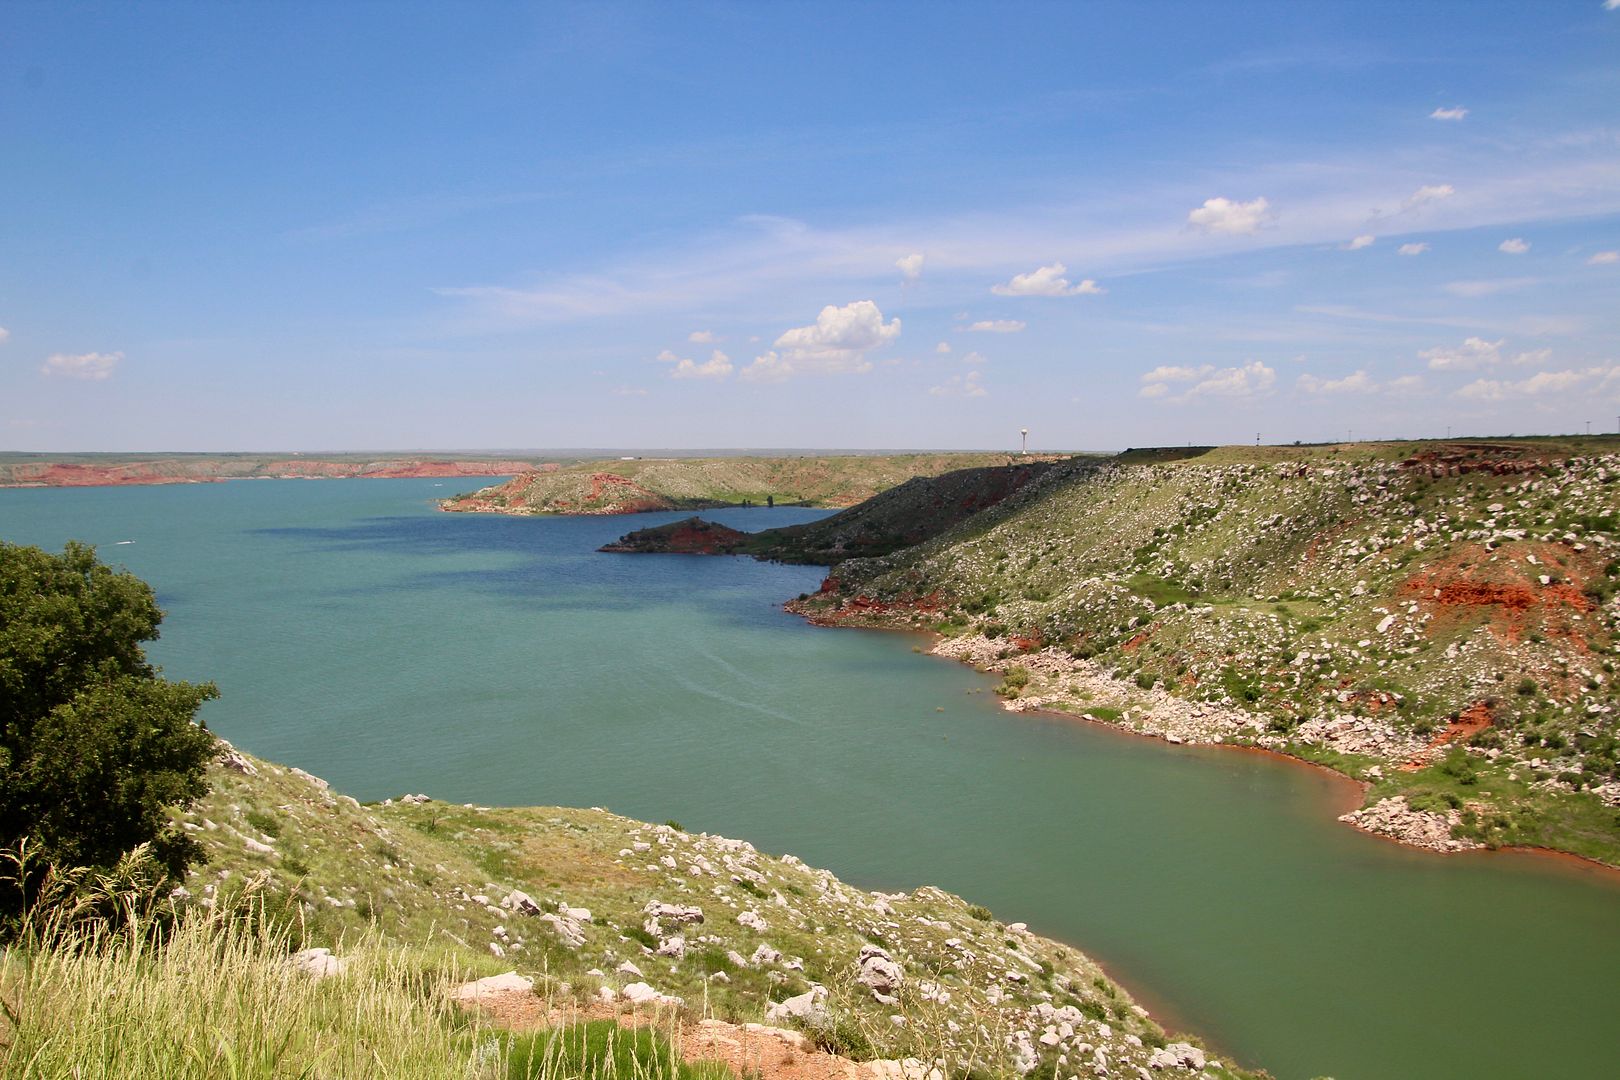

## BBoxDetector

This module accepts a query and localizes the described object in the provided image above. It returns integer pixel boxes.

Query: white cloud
[1421,337,1505,370]
[1607,0,1619,11]
[896,253,924,282]
[1499,237,1530,254]
[1386,375,1425,395]
[964,319,1027,333]
[610,385,649,397]
[670,349,733,380]
[1402,184,1456,211]
[1420,337,1554,371]
[1456,365,1613,401]
[1187,196,1273,236]
[1296,370,1377,395]
[1398,242,1430,256]
[1430,106,1469,121]
[935,341,952,355]
[0,325,10,344]
[960,351,986,366]
[41,351,122,380]
[739,351,792,383]
[929,370,987,398]
[688,329,718,343]
[991,262,1105,297]
[767,299,899,376]
[1442,277,1538,297]
[1344,235,1375,250]
[1140,360,1275,402]
[1140,364,1213,383]
[1589,251,1620,265]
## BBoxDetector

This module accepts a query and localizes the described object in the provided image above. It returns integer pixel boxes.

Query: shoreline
[791,600,1620,880]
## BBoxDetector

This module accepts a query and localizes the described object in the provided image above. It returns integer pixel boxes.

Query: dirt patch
[1403,542,1597,644]
[1398,700,1493,771]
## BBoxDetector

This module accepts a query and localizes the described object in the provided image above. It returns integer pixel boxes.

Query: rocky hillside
[601,461,1062,565]
[0,452,547,488]
[184,743,1261,1079]
[786,438,1620,865]
[442,454,1044,516]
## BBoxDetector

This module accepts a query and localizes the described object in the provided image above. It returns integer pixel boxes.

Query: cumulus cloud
[1499,238,1530,254]
[991,262,1105,297]
[736,300,900,382]
[929,370,987,398]
[769,299,899,374]
[1344,235,1375,250]
[1398,242,1430,256]
[1456,366,1614,401]
[1430,106,1468,121]
[1402,184,1456,211]
[0,325,10,344]
[1139,360,1275,403]
[41,351,122,380]
[671,350,733,380]
[739,351,792,383]
[960,351,986,366]
[1420,337,1552,371]
[1295,371,1426,397]
[1590,251,1620,265]
[688,329,718,343]
[1296,370,1378,395]
[935,341,952,355]
[896,253,924,282]
[1421,337,1504,370]
[964,319,1027,333]
[1187,196,1273,236]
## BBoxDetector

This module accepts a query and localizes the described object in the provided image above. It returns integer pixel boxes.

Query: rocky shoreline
[785,612,1526,858]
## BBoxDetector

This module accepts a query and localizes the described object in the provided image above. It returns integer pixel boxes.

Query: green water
[3,478,1618,1079]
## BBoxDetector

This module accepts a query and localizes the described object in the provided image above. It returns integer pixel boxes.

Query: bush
[1,542,218,930]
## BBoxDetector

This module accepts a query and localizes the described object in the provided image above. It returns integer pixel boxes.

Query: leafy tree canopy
[1,541,217,917]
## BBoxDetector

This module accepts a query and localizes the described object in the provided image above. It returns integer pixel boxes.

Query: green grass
[504,1021,730,1080]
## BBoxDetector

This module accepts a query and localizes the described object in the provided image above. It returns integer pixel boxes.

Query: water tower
[1020,428,1029,455]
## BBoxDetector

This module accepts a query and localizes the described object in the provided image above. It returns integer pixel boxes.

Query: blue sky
[3,1,1619,452]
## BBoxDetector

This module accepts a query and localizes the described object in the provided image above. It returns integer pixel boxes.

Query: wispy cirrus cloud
[963,319,1026,333]
[1430,106,1468,121]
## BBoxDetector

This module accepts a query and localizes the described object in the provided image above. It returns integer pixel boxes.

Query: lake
[4,477,1618,1079]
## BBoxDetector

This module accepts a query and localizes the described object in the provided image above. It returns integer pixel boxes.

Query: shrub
[0,542,218,931]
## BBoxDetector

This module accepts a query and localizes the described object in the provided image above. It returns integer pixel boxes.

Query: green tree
[1,541,217,920]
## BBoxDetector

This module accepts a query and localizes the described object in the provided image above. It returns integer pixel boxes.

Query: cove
[4,477,1619,1080]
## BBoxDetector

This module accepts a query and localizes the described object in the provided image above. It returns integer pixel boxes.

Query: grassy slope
[793,438,1620,864]
[147,748,1261,1079]
[442,454,1045,515]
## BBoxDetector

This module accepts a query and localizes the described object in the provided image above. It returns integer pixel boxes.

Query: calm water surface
[4,478,1618,1080]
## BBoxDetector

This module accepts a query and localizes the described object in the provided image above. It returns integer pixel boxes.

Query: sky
[3,1,1619,453]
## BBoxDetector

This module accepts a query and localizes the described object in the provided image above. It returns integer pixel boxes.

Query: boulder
[287,947,346,979]
[857,944,904,996]
[451,971,533,1003]
[764,985,828,1025]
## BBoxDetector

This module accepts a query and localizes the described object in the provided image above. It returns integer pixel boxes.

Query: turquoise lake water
[4,477,1619,1080]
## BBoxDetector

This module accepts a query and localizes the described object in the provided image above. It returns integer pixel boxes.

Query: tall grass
[1,905,486,1079]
